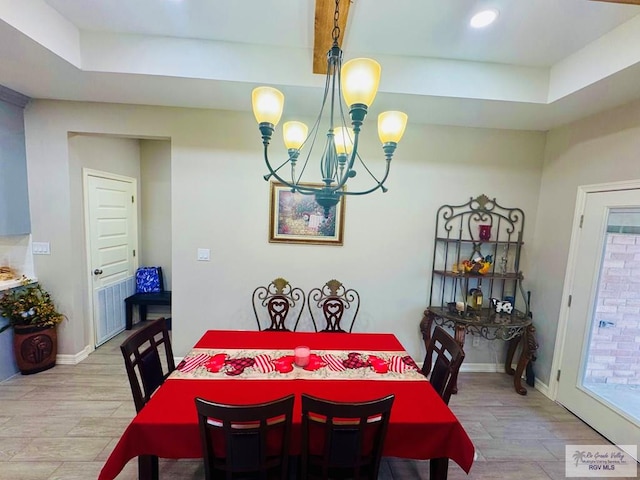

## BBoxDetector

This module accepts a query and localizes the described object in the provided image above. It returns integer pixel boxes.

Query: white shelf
[0,278,36,292]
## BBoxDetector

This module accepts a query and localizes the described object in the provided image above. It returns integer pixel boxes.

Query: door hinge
[132,195,135,203]
[557,369,561,381]
[579,215,584,228]
[568,295,572,307]
[133,249,136,257]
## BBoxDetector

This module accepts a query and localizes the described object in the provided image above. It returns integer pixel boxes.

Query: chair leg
[126,302,133,330]
[430,457,449,480]
[140,305,148,323]
[138,454,159,480]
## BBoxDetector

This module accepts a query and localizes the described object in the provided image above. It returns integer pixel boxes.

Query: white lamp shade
[341,58,381,108]
[283,121,308,150]
[252,87,285,126]
[378,111,408,144]
[334,127,354,155]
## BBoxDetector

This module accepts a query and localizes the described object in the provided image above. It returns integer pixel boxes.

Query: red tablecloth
[99,330,474,479]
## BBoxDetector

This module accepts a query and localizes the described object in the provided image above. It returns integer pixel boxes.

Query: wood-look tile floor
[0,326,615,479]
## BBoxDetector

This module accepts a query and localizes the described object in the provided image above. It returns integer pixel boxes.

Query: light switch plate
[197,248,210,261]
[32,242,51,255]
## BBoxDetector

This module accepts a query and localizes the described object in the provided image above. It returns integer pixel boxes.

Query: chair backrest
[422,326,465,405]
[194,394,295,480]
[301,393,395,480]
[307,279,360,333]
[252,277,305,331]
[120,317,175,413]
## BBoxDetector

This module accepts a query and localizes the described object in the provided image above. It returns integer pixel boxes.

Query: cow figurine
[490,297,513,315]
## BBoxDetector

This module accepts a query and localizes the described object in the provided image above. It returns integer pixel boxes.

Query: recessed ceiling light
[470,9,499,29]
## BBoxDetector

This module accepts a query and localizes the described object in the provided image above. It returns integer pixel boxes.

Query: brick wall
[584,233,640,385]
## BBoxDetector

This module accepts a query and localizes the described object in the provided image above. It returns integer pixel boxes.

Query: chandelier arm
[297,55,334,159]
[347,129,361,170]
[262,159,321,195]
[336,63,351,132]
[262,144,327,195]
[353,150,384,184]
[332,63,373,191]
[340,160,392,196]
[262,145,299,187]
[296,104,329,185]
[332,73,356,189]
[288,188,316,196]
[271,155,298,177]
[330,128,361,189]
[263,67,332,188]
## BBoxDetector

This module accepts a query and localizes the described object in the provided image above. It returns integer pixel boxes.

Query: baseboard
[534,377,551,399]
[460,363,552,398]
[460,363,502,373]
[57,345,92,365]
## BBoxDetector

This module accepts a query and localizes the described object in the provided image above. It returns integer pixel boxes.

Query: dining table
[99,330,475,480]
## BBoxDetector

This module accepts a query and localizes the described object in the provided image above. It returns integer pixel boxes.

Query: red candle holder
[478,224,492,241]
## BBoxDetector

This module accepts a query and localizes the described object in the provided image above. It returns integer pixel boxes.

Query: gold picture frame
[269,182,345,245]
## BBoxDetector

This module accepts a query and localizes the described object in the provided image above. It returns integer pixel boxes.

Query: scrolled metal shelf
[427,306,531,341]
[435,236,524,246]
[432,270,523,280]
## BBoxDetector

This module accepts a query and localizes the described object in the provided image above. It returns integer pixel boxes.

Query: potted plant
[0,280,66,374]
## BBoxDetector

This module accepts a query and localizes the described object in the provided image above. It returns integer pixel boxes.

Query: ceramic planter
[12,324,57,374]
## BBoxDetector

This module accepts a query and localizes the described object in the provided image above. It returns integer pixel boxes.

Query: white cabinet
[0,86,31,236]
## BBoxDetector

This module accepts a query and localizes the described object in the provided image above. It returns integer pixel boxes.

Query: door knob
[93,269,103,275]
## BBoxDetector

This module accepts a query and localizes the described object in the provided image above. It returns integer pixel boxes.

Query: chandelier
[251,0,408,217]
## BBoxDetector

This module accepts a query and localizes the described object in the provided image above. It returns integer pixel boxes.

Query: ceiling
[1,0,640,131]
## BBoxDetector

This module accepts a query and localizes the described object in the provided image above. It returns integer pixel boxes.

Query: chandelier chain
[332,0,341,45]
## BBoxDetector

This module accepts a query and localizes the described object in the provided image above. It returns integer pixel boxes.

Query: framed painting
[269,182,345,245]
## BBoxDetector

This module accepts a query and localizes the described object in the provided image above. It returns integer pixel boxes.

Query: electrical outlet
[472,336,481,347]
[197,248,210,261]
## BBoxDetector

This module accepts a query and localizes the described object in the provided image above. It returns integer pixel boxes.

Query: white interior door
[84,170,138,346]
[557,188,640,454]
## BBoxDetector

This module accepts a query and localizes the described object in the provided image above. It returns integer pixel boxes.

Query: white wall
[140,139,171,287]
[67,133,141,349]
[23,100,546,364]
[530,97,640,386]
[140,139,172,320]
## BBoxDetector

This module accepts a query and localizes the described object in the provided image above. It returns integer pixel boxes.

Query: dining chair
[421,325,465,405]
[120,317,175,480]
[300,393,395,480]
[194,394,295,480]
[252,277,305,331]
[421,325,466,480]
[306,279,360,332]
